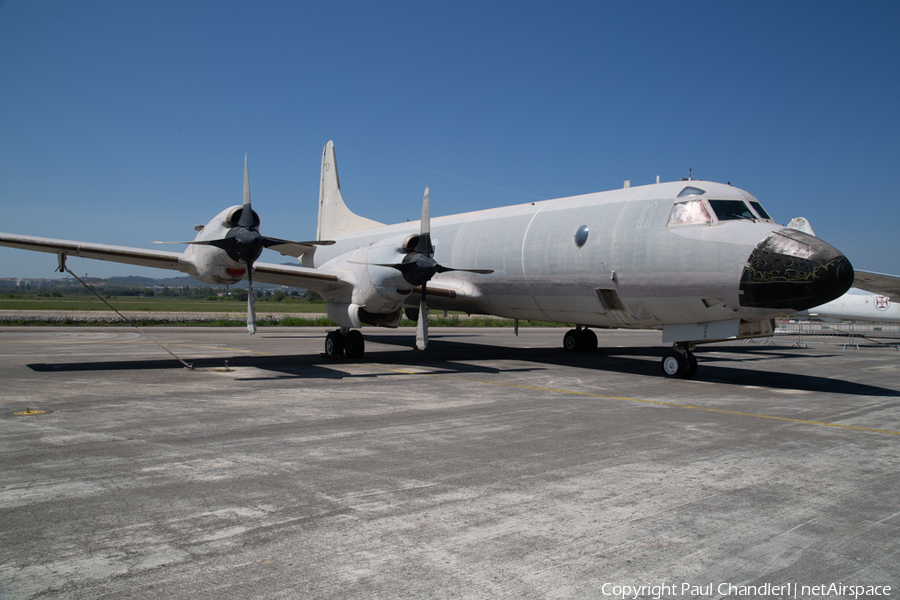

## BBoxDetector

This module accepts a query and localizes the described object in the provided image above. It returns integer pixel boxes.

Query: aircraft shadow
[25,346,543,382]
[25,333,899,397]
[365,334,900,397]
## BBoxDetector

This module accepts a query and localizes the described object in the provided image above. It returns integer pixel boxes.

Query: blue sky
[1,0,898,279]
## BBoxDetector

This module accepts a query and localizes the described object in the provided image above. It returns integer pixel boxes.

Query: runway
[1,326,899,599]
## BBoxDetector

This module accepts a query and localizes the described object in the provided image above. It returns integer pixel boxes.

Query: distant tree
[231,289,249,301]
[303,290,325,303]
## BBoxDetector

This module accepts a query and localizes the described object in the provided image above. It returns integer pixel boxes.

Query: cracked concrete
[1,326,898,599]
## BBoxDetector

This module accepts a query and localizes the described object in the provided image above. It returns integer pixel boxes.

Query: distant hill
[1,274,303,292]
[105,275,211,287]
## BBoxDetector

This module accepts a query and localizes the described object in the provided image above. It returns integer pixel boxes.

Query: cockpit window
[749,201,772,220]
[667,199,711,226]
[708,199,755,221]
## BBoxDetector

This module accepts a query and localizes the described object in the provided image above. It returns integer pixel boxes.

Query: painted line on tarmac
[0,339,275,356]
[177,344,275,356]
[367,366,900,437]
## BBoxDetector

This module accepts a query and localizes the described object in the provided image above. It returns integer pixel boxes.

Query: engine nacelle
[180,206,254,285]
[318,234,420,326]
[325,302,404,329]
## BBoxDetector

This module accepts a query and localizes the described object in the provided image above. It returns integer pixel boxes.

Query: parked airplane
[776,219,900,324]
[2,141,894,378]
[796,290,900,323]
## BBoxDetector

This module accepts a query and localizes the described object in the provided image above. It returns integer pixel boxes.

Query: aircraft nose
[739,228,854,311]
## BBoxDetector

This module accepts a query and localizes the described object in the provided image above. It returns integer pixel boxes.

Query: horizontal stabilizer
[260,237,334,258]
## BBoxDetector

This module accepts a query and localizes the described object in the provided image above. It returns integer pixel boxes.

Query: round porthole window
[574,225,589,248]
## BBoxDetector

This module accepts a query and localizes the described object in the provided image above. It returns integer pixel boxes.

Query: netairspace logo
[600,582,892,599]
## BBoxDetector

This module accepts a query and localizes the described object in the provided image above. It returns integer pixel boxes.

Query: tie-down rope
[57,252,193,370]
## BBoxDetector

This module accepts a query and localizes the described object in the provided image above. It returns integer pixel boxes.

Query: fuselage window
[574,225,589,247]
[708,199,755,221]
[749,201,772,220]
[667,199,711,226]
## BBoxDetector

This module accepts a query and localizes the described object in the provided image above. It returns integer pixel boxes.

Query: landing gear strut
[563,327,598,353]
[661,343,698,379]
[325,328,366,359]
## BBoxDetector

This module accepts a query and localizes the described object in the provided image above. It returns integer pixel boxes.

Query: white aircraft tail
[317,141,384,240]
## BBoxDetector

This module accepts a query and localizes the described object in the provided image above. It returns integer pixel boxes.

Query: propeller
[155,155,333,334]
[223,155,263,334]
[366,187,493,349]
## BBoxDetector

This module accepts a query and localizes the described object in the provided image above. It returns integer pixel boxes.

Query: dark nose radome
[739,228,854,311]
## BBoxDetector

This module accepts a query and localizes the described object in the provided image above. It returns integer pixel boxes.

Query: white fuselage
[309,180,793,337]
[802,291,900,323]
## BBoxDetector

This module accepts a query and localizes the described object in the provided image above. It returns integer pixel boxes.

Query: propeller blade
[416,187,432,255]
[247,267,257,335]
[152,240,217,245]
[156,236,334,249]
[435,266,494,275]
[239,154,256,229]
[348,260,418,273]
[416,283,428,350]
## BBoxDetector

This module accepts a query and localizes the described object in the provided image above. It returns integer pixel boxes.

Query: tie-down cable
[56,252,194,370]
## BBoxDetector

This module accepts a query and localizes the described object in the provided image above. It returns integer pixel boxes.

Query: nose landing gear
[662,343,697,379]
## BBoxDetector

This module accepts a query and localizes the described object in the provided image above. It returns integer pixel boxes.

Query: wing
[0,232,352,294]
[853,270,900,301]
[249,265,477,302]
[0,232,188,272]
[250,261,348,292]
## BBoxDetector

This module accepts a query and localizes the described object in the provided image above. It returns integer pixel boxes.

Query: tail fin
[317,141,384,240]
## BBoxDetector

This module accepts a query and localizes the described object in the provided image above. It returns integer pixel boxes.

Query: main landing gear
[661,343,698,379]
[325,328,365,359]
[562,327,598,353]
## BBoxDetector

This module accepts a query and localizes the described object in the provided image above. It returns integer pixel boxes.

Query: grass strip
[0,315,570,328]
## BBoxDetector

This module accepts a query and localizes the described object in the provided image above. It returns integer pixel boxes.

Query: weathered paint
[310,177,851,341]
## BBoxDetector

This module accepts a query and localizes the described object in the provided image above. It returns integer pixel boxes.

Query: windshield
[667,199,711,226]
[708,200,755,221]
[749,201,772,220]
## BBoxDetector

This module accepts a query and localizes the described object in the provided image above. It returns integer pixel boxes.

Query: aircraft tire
[684,351,698,379]
[563,329,580,352]
[345,330,365,358]
[581,329,598,352]
[325,331,345,357]
[564,329,599,352]
[661,350,689,378]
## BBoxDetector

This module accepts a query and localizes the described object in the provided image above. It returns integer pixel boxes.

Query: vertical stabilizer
[317,141,384,240]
